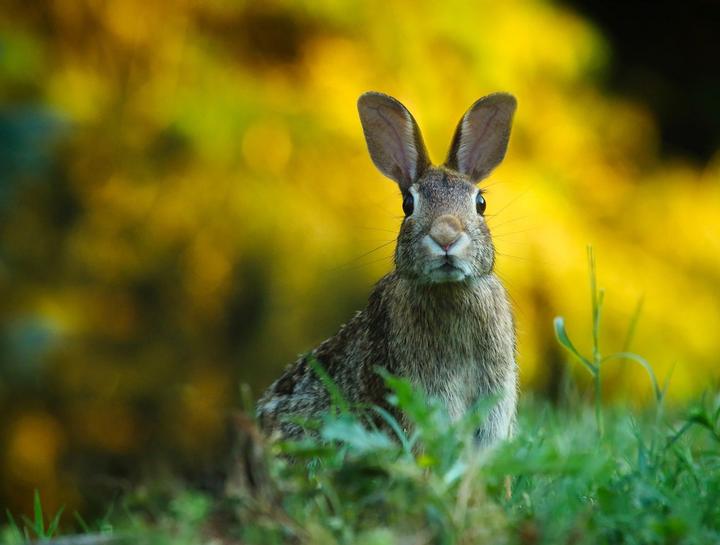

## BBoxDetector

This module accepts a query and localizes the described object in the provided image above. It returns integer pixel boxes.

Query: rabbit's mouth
[438,261,459,273]
[425,257,469,283]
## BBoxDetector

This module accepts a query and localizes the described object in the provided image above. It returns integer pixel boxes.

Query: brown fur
[257,93,518,446]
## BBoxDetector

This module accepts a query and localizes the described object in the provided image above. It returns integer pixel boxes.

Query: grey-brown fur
[257,92,518,446]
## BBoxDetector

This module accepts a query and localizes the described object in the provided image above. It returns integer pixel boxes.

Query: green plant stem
[594,372,603,438]
[587,245,604,438]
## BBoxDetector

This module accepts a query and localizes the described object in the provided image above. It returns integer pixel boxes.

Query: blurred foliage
[0,0,718,521]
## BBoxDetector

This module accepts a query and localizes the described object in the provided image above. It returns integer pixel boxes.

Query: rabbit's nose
[430,215,462,251]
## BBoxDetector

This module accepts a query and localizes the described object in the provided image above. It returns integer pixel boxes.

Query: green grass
[224,386,719,545]
[3,491,63,543]
[3,387,719,545]
[3,251,720,544]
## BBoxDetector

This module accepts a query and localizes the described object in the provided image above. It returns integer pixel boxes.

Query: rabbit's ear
[357,92,430,190]
[445,93,517,182]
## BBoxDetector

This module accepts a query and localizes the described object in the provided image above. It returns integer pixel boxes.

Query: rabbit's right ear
[357,92,430,190]
[445,93,517,182]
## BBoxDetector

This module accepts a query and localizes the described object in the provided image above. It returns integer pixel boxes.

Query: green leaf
[622,296,645,354]
[370,405,411,453]
[320,414,395,455]
[33,490,44,537]
[442,458,467,487]
[553,316,596,375]
[687,407,713,430]
[713,399,720,428]
[47,507,64,538]
[278,440,337,459]
[602,352,662,402]
[308,357,351,414]
[5,509,21,538]
[73,511,90,534]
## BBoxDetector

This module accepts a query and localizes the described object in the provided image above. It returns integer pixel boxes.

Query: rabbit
[256,92,518,447]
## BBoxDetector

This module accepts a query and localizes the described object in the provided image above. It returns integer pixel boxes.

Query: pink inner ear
[455,99,514,181]
[379,107,416,178]
[378,105,419,183]
[460,106,501,174]
[359,94,428,188]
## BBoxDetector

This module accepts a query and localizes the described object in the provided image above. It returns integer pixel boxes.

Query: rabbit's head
[358,92,516,284]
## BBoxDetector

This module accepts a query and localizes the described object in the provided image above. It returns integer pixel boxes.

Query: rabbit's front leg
[473,383,517,447]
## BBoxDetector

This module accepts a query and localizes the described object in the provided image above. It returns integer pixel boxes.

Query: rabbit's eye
[402,193,414,216]
[475,193,486,215]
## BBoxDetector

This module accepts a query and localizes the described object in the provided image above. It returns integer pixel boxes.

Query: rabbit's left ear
[358,92,430,190]
[445,93,517,182]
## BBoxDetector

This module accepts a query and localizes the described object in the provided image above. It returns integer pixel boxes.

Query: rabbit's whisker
[495,250,552,267]
[492,229,536,238]
[478,178,505,190]
[487,215,528,228]
[328,240,396,272]
[330,253,395,273]
[494,250,531,262]
[358,226,398,234]
[488,189,529,219]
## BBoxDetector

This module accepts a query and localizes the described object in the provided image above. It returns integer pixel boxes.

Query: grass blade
[371,405,411,453]
[308,356,351,413]
[74,511,90,534]
[5,509,23,542]
[554,317,596,375]
[33,490,44,537]
[622,296,645,353]
[602,352,661,403]
[47,506,64,538]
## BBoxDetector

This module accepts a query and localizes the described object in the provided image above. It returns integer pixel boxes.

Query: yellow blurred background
[1,0,718,519]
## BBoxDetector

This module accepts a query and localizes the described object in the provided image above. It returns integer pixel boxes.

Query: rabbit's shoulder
[258,273,397,402]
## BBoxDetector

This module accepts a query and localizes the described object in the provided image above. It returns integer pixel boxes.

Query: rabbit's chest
[404,329,495,420]
[386,276,515,421]
[388,317,499,420]
[417,358,484,421]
